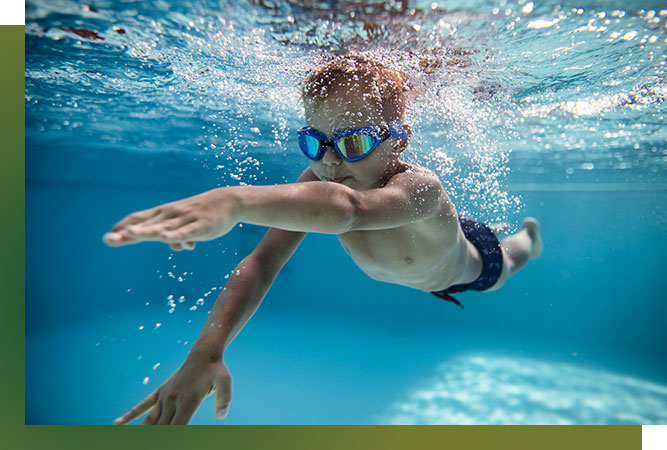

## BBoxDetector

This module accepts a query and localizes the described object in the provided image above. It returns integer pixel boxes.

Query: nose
[321,145,342,166]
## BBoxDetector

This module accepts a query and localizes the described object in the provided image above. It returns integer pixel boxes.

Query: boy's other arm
[104,168,447,246]
[113,226,305,425]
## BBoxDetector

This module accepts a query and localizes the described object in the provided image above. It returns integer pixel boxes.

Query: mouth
[323,176,350,183]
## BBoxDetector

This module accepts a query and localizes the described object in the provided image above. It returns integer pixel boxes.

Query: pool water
[25,0,667,424]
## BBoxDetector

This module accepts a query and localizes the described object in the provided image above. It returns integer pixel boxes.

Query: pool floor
[26,305,667,425]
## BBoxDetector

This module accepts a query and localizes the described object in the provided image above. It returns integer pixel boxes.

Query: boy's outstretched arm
[103,167,443,247]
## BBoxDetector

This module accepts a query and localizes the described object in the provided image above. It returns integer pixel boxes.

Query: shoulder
[385,164,444,197]
[389,163,440,183]
[385,164,457,217]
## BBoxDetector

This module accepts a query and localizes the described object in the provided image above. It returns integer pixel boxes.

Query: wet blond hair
[302,55,409,124]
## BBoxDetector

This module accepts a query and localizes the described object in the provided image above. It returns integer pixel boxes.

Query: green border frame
[7,25,641,449]
[1,23,26,432]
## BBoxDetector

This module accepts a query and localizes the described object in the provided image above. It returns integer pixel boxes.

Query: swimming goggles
[297,125,407,162]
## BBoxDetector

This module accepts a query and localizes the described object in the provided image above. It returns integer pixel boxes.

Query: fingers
[184,241,196,250]
[114,390,159,425]
[161,222,206,242]
[125,217,197,241]
[114,390,200,425]
[213,375,232,419]
[156,401,176,425]
[104,232,152,247]
[110,207,162,233]
[171,402,200,425]
[106,209,165,244]
[142,403,162,425]
[169,241,196,252]
[105,216,197,247]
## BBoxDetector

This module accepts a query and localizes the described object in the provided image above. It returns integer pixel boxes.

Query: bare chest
[337,218,461,291]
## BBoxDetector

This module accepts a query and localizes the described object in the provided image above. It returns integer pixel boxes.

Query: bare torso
[336,168,483,292]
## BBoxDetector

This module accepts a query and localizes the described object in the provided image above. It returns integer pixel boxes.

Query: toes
[522,217,539,230]
[522,217,543,258]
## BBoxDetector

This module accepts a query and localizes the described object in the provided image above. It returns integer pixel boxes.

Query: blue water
[25,0,667,424]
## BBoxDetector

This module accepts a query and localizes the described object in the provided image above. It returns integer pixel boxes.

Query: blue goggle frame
[297,125,408,162]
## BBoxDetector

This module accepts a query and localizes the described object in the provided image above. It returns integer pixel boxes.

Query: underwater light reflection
[382,354,667,424]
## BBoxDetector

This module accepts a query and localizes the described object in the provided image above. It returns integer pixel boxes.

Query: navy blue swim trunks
[431,216,503,308]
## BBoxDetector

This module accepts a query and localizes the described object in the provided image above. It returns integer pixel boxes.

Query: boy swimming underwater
[104,55,542,425]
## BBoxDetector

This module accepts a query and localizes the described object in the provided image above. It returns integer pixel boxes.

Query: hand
[113,355,232,425]
[103,188,238,248]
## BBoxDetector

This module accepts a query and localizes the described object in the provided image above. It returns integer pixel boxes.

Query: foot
[488,222,511,237]
[522,217,543,258]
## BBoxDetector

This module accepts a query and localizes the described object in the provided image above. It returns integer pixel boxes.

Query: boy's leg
[486,217,542,291]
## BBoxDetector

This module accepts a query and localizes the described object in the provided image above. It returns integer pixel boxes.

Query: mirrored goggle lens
[299,134,322,159]
[335,134,376,159]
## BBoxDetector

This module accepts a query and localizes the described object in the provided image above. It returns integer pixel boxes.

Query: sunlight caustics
[381,354,667,425]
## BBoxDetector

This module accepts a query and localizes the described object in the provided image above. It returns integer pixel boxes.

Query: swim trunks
[431,216,503,308]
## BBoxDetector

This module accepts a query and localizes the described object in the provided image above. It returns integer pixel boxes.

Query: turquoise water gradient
[25,176,667,424]
[25,0,666,424]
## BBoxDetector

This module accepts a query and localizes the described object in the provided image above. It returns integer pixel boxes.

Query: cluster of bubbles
[25,0,667,211]
[497,4,666,179]
[25,0,527,221]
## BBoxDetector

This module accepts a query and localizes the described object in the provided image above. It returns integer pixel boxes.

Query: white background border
[1,0,24,26]
[643,426,667,449]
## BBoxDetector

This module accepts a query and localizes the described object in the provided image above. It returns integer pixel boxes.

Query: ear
[403,124,412,139]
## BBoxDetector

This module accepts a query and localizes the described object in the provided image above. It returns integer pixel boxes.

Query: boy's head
[300,55,411,190]
[302,55,409,125]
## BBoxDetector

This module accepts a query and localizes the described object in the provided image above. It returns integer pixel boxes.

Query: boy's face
[303,85,404,190]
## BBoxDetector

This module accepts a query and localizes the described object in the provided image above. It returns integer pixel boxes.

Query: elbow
[239,254,280,290]
[340,189,363,233]
[237,254,263,281]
